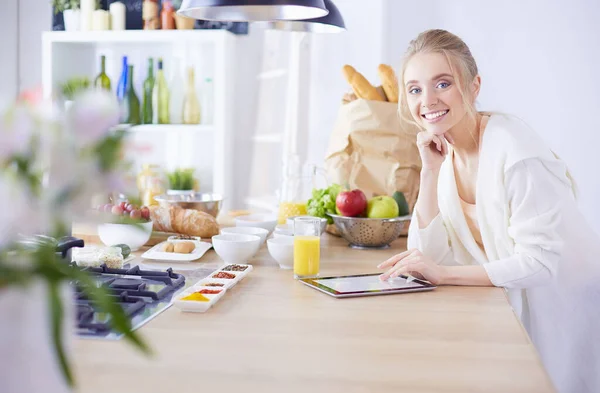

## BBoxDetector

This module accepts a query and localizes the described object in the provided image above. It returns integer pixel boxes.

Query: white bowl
[273,224,294,238]
[267,236,294,270]
[234,214,278,234]
[212,234,261,264]
[97,221,153,252]
[220,226,269,245]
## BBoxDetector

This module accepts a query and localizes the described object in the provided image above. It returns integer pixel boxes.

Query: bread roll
[150,205,220,238]
[162,242,175,252]
[342,65,385,101]
[378,64,399,103]
[174,241,195,254]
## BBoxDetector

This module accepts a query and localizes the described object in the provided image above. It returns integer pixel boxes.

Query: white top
[408,113,600,393]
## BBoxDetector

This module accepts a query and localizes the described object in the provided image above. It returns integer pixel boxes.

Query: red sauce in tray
[196,289,222,294]
[213,272,236,279]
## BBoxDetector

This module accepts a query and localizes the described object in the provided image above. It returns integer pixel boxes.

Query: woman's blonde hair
[398,29,479,129]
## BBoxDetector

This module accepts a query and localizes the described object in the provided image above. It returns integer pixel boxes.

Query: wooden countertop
[71,231,555,393]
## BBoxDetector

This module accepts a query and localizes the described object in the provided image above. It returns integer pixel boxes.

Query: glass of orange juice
[293,217,321,279]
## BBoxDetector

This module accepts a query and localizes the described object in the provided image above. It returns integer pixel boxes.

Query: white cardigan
[408,113,600,393]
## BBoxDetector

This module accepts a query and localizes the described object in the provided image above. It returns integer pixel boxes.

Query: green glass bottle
[125,65,141,125]
[142,58,154,124]
[153,58,170,124]
[94,55,112,91]
[182,67,201,124]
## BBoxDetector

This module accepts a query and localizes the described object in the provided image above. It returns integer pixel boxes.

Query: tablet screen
[311,273,428,295]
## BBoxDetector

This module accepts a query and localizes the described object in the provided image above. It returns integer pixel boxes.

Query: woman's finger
[444,132,455,145]
[377,249,419,269]
[380,257,421,280]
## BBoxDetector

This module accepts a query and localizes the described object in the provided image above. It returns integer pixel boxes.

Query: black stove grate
[73,264,185,336]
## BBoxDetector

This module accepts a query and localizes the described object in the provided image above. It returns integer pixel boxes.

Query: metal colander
[328,214,411,249]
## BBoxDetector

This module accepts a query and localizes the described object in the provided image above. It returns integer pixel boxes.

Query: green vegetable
[113,244,131,259]
[167,168,195,190]
[392,191,410,216]
[307,183,342,225]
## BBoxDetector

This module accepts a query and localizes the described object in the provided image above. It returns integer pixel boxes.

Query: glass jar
[137,164,166,206]
[277,156,328,224]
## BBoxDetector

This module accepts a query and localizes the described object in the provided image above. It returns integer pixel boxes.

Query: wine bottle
[116,56,128,102]
[94,55,112,91]
[182,67,200,124]
[125,65,141,124]
[142,58,155,124]
[153,58,170,124]
[168,57,183,124]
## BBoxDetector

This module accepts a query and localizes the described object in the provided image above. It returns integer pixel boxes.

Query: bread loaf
[377,64,399,103]
[342,65,385,101]
[150,205,220,238]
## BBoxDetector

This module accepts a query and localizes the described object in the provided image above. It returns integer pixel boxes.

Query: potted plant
[52,0,81,31]
[0,90,149,391]
[167,168,197,195]
[171,0,196,30]
[59,76,91,110]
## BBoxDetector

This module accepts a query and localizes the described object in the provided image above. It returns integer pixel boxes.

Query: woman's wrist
[438,265,494,286]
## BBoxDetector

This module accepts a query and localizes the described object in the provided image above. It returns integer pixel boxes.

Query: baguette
[150,205,220,238]
[377,64,399,103]
[342,65,385,101]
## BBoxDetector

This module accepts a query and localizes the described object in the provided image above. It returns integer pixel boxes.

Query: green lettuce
[307,183,342,224]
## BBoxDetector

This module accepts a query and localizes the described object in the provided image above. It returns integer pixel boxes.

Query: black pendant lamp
[257,0,345,33]
[177,0,329,22]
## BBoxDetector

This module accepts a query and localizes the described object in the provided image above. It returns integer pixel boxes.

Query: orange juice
[278,201,307,224]
[294,236,320,277]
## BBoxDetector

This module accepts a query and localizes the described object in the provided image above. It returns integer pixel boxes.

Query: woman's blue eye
[409,87,421,94]
[437,82,450,89]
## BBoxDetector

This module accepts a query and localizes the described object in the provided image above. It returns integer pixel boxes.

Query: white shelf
[116,124,215,133]
[43,30,234,44]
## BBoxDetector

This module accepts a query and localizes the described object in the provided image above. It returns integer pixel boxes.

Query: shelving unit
[42,30,236,210]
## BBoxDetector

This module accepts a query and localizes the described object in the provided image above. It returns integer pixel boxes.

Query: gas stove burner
[110,278,146,291]
[73,263,186,339]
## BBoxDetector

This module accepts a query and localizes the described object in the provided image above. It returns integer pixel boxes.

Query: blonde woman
[378,29,599,393]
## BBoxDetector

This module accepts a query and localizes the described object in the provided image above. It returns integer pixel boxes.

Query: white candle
[92,10,110,31]
[109,2,126,30]
[80,0,96,31]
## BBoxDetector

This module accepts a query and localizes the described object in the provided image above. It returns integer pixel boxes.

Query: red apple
[336,189,368,217]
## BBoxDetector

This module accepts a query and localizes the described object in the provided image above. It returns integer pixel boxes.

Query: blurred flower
[0,106,36,160]
[68,90,120,147]
[0,176,42,248]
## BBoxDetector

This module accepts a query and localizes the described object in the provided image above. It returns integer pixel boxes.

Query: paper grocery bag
[324,99,422,218]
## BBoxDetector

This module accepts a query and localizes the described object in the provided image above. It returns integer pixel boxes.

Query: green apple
[367,196,399,219]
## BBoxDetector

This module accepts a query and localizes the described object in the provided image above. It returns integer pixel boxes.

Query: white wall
[0,0,18,109]
[306,0,600,234]
[19,0,52,93]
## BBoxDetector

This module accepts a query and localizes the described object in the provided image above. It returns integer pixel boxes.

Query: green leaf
[48,280,74,386]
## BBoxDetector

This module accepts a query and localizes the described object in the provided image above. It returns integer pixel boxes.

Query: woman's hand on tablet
[377,249,447,285]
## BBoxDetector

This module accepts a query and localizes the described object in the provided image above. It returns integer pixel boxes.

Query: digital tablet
[298,273,436,298]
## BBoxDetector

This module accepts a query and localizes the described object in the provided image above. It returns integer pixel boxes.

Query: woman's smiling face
[403,52,477,136]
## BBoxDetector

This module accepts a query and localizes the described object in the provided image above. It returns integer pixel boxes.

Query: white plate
[141,240,212,262]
